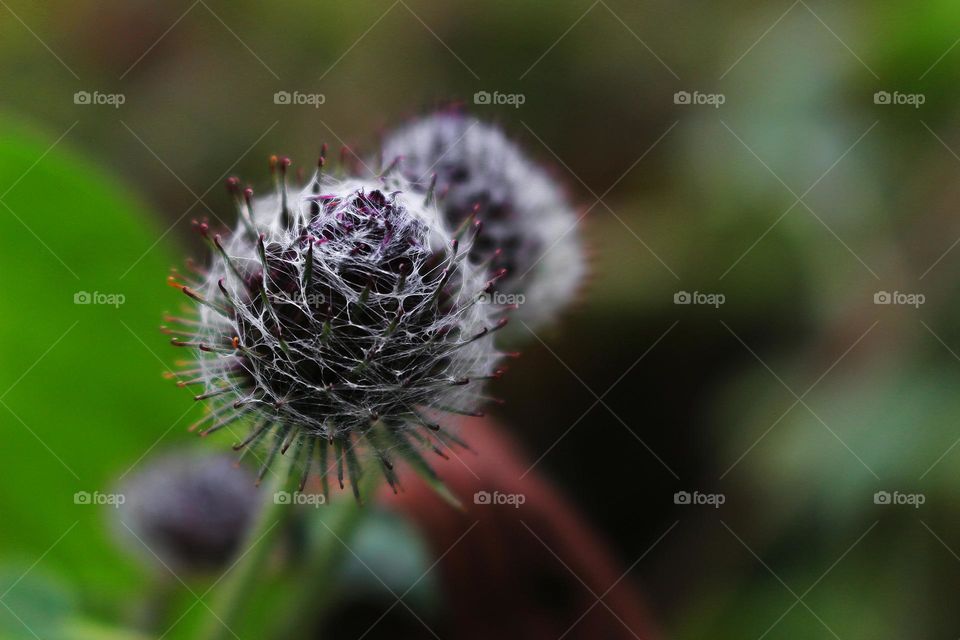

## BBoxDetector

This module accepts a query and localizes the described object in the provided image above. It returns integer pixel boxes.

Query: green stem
[132,575,177,635]
[272,472,381,640]
[200,452,297,640]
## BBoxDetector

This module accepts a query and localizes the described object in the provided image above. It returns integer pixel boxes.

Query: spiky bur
[114,451,259,574]
[163,152,507,503]
[377,110,587,334]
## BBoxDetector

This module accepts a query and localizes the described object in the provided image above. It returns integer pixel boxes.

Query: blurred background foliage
[2,0,960,637]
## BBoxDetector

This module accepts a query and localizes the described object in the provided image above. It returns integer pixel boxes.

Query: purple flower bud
[165,157,506,499]
[379,111,586,334]
[114,451,259,574]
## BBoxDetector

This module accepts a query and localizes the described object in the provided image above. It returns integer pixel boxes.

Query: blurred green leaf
[0,115,193,607]
[0,566,75,640]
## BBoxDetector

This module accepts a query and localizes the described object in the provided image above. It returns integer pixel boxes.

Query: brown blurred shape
[380,417,659,640]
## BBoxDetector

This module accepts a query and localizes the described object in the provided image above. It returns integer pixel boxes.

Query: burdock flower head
[378,110,587,334]
[164,152,507,499]
[114,451,259,574]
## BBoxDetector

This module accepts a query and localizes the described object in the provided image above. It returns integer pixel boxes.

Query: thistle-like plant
[164,152,507,500]
[378,110,586,333]
[114,451,259,574]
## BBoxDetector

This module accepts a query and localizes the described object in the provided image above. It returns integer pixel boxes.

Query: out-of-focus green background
[1,0,960,637]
